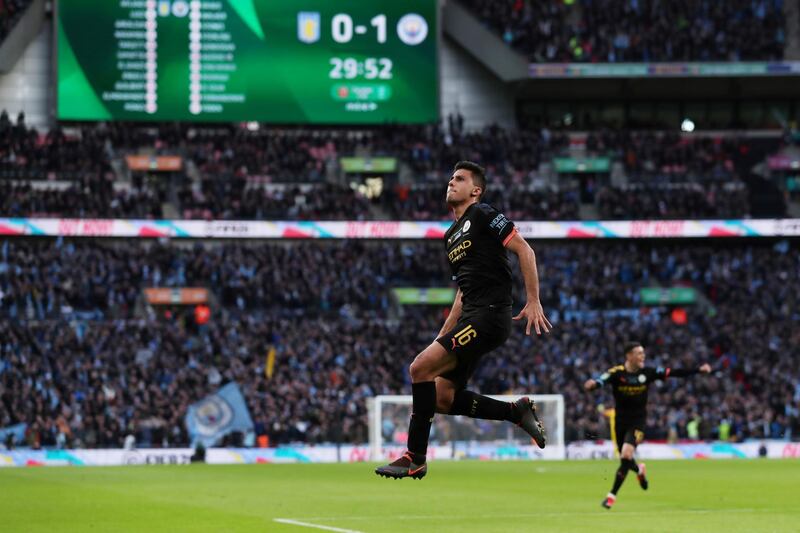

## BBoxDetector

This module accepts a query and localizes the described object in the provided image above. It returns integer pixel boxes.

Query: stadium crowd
[386,184,581,221]
[2,113,785,220]
[178,182,375,221]
[0,0,30,44]
[586,129,755,180]
[0,182,164,219]
[462,0,786,62]
[596,183,750,220]
[0,111,113,181]
[1,238,798,448]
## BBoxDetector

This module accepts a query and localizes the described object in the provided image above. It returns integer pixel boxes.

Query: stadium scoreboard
[57,0,438,124]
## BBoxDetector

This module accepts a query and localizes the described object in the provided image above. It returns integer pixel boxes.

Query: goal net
[367,394,565,461]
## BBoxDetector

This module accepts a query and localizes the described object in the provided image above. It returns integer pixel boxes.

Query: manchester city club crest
[171,1,188,18]
[194,394,234,437]
[397,13,428,46]
[298,12,320,44]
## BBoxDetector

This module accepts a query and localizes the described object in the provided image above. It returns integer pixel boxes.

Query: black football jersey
[443,203,516,308]
[597,365,692,421]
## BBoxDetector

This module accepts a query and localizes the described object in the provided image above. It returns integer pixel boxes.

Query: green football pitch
[1,460,798,532]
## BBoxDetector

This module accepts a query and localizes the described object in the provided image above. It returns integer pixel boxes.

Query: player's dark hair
[623,341,642,356]
[454,160,486,199]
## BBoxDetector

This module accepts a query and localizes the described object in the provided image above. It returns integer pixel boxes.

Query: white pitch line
[290,508,761,522]
[273,518,364,533]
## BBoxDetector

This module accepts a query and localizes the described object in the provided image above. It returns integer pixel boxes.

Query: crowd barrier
[1,441,797,467]
[1,218,799,239]
[566,440,800,460]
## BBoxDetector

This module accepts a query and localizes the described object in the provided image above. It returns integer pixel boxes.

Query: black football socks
[449,389,520,423]
[611,461,629,495]
[407,381,436,464]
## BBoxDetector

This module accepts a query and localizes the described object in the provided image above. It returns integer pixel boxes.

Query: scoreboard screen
[57,0,438,124]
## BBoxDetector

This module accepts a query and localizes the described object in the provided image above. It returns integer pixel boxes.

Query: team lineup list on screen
[57,0,438,124]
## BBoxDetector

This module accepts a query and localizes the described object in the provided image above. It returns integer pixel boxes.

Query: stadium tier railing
[1,218,799,239]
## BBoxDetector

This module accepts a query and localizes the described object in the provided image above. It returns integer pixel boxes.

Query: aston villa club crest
[298,12,320,44]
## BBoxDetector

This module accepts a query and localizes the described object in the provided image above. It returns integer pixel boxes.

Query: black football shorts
[435,305,512,389]
[615,418,646,452]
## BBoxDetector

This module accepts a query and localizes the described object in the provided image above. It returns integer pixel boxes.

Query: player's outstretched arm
[437,288,463,338]
[657,363,712,379]
[505,232,552,336]
[585,367,619,391]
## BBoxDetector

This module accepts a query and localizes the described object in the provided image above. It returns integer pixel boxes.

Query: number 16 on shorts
[452,325,477,349]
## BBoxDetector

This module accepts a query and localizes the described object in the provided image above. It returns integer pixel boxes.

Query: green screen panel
[639,287,697,306]
[57,0,438,124]
[392,288,455,305]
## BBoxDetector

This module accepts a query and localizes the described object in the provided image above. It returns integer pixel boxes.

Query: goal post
[367,394,565,461]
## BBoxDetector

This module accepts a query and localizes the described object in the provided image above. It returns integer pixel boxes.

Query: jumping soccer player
[375,161,552,480]
[584,342,711,509]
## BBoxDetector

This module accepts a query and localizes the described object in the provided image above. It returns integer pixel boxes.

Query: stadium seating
[393,183,580,221]
[461,0,786,62]
[2,239,797,447]
[596,183,750,220]
[0,112,112,181]
[1,113,788,220]
[0,0,31,45]
[0,181,164,219]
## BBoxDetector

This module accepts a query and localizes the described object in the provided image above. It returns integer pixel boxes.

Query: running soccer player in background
[584,342,711,509]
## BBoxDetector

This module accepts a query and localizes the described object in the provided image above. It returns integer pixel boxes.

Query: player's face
[446,169,481,205]
[627,346,646,370]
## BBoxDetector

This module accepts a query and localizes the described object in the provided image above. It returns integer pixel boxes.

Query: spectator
[0,115,786,220]
[1,238,797,446]
[462,0,785,63]
[0,0,32,44]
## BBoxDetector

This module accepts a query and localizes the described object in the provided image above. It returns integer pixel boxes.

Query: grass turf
[1,459,798,532]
